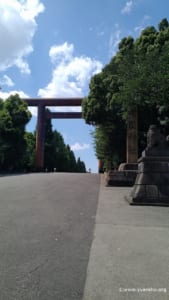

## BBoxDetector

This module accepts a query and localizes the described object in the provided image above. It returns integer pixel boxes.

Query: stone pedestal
[128,149,169,206]
[105,169,137,187]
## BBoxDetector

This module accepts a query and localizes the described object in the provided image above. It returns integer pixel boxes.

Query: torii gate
[24,98,138,172]
[25,98,82,170]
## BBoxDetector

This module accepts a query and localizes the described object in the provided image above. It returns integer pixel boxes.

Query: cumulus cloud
[109,24,121,58]
[70,143,90,151]
[49,42,74,64]
[121,1,133,14]
[0,0,45,74]
[38,42,103,98]
[0,75,14,87]
[28,106,38,116]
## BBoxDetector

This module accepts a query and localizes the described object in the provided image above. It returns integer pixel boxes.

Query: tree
[44,116,56,171]
[92,123,126,170]
[82,18,169,166]
[65,145,77,172]
[158,18,169,31]
[43,112,86,172]
[23,132,36,171]
[0,94,31,171]
[76,157,86,173]
[52,130,68,171]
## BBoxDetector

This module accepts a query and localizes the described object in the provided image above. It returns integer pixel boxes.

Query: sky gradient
[0,0,168,172]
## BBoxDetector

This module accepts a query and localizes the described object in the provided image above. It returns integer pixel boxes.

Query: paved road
[0,173,100,300]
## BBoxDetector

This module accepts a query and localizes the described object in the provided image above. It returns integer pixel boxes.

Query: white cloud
[38,42,103,98]
[70,143,90,151]
[15,58,31,75]
[0,0,45,74]
[121,1,133,14]
[109,24,121,58]
[28,106,38,116]
[49,42,74,64]
[21,0,45,19]
[0,75,14,87]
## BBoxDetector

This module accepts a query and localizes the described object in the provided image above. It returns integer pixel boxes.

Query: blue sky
[0,0,168,172]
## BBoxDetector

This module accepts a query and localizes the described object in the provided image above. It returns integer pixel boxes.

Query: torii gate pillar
[36,103,45,171]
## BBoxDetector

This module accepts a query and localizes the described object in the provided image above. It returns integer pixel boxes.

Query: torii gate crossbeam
[24,98,83,170]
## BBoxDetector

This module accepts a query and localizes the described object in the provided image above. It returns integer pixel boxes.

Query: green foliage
[138,105,159,155]
[82,18,169,167]
[44,114,86,173]
[158,18,169,31]
[23,132,36,171]
[0,94,31,171]
[76,157,86,173]
[93,123,126,170]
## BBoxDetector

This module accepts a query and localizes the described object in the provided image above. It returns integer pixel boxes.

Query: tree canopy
[82,18,169,168]
[83,18,169,123]
[0,94,31,171]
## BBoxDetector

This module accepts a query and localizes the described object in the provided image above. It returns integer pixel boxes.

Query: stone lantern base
[128,150,169,206]
[105,163,138,186]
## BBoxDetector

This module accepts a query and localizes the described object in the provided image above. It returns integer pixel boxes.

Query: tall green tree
[0,94,31,171]
[23,132,36,171]
[44,113,86,172]
[93,124,126,170]
[82,18,169,166]
[65,145,77,172]
[52,130,69,171]
[76,157,86,173]
[44,116,56,171]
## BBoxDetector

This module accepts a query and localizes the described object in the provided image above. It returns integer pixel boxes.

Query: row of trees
[43,114,86,173]
[0,94,86,173]
[82,18,169,170]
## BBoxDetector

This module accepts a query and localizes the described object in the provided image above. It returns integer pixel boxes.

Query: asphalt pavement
[0,173,169,300]
[0,173,100,300]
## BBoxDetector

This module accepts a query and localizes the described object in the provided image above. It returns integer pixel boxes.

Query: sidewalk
[83,175,169,300]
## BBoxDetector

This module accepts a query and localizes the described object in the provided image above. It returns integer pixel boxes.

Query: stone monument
[128,125,169,206]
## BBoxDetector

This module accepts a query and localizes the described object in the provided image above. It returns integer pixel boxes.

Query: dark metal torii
[24,98,83,170]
